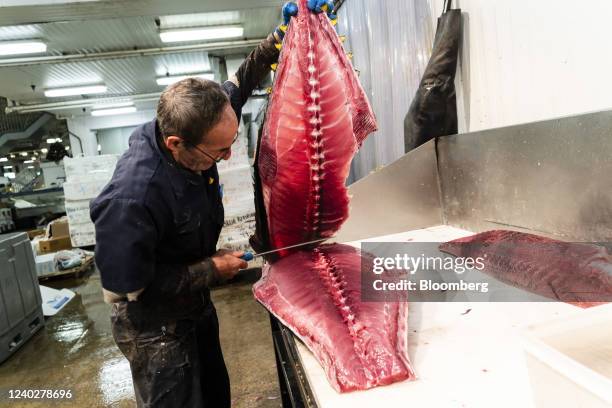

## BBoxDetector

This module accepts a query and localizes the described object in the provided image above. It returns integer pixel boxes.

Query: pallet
[38,255,95,281]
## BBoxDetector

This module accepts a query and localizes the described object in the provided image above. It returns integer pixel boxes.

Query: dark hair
[157,77,229,145]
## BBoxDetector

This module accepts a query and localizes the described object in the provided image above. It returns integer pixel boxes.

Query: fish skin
[439,230,612,306]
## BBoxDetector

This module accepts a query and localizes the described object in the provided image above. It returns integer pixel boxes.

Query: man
[91,2,336,407]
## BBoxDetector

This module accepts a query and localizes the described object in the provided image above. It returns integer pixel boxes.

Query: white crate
[63,155,119,179]
[63,179,109,201]
[64,200,92,225]
[69,222,96,247]
[522,304,612,408]
[35,253,56,277]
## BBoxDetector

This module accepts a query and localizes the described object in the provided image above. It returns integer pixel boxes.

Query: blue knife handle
[240,252,254,261]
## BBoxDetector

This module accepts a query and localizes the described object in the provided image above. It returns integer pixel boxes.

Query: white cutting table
[292,225,582,408]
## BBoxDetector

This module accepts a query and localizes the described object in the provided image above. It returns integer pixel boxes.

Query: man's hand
[307,0,336,18]
[275,1,336,43]
[282,2,298,25]
[211,249,248,280]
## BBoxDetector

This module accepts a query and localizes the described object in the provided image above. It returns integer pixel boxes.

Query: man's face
[165,103,239,172]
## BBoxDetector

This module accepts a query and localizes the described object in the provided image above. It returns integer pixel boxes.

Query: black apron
[404,0,461,152]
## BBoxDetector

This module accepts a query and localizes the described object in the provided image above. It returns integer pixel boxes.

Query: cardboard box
[39,236,72,254]
[27,229,45,240]
[50,218,70,238]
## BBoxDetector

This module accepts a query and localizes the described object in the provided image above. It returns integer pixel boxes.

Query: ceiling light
[46,138,55,144]
[44,84,107,98]
[92,101,134,110]
[28,165,35,169]
[3,166,12,170]
[91,106,137,117]
[65,146,70,151]
[23,160,34,164]
[156,73,215,86]
[55,138,62,143]
[159,26,243,43]
[20,152,28,157]
[0,40,46,56]
[41,148,48,153]
[10,154,15,158]
[0,157,7,162]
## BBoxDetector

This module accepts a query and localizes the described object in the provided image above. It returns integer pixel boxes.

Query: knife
[240,237,332,261]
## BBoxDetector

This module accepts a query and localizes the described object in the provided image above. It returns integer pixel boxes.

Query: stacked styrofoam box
[62,155,119,247]
[217,134,256,252]
[0,208,14,233]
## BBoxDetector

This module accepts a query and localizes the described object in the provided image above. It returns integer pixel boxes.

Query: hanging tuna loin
[251,0,416,393]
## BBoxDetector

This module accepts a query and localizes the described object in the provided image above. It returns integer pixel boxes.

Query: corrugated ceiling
[0,5,280,115]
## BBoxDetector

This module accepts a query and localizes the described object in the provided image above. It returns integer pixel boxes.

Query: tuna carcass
[439,230,612,307]
[252,0,416,393]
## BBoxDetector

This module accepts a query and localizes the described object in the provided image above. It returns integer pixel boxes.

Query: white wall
[66,109,155,156]
[97,126,138,155]
[430,0,612,132]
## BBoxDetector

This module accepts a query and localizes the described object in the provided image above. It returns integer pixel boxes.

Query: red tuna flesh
[253,244,415,392]
[439,230,612,306]
[257,0,377,257]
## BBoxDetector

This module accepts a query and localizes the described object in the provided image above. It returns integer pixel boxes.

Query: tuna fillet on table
[252,0,416,393]
[254,244,413,392]
[439,230,612,306]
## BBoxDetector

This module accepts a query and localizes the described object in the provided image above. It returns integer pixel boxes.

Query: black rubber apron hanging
[404,0,461,153]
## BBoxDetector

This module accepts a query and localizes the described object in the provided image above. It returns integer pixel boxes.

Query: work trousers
[111,301,230,408]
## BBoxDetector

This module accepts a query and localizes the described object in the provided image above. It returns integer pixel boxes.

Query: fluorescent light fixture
[91,106,137,117]
[56,138,62,143]
[156,73,215,86]
[23,160,34,164]
[41,148,48,153]
[159,26,243,43]
[3,166,12,170]
[28,165,35,169]
[44,84,107,98]
[5,172,15,179]
[20,152,28,157]
[92,101,133,110]
[0,40,46,56]
[46,138,55,143]
[0,157,7,162]
[9,154,15,158]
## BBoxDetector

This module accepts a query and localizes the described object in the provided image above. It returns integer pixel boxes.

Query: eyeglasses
[182,133,239,163]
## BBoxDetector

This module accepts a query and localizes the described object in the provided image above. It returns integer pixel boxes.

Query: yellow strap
[346,52,353,60]
[338,35,347,43]
[331,18,338,26]
[209,177,215,185]
[275,43,282,50]
[266,87,273,94]
[279,24,287,33]
[271,63,278,71]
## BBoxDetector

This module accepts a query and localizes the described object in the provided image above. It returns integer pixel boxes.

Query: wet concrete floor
[0,268,281,407]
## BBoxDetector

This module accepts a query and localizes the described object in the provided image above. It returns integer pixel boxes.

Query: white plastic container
[522,303,612,408]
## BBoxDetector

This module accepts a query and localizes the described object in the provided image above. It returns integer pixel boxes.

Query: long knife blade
[242,237,332,260]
